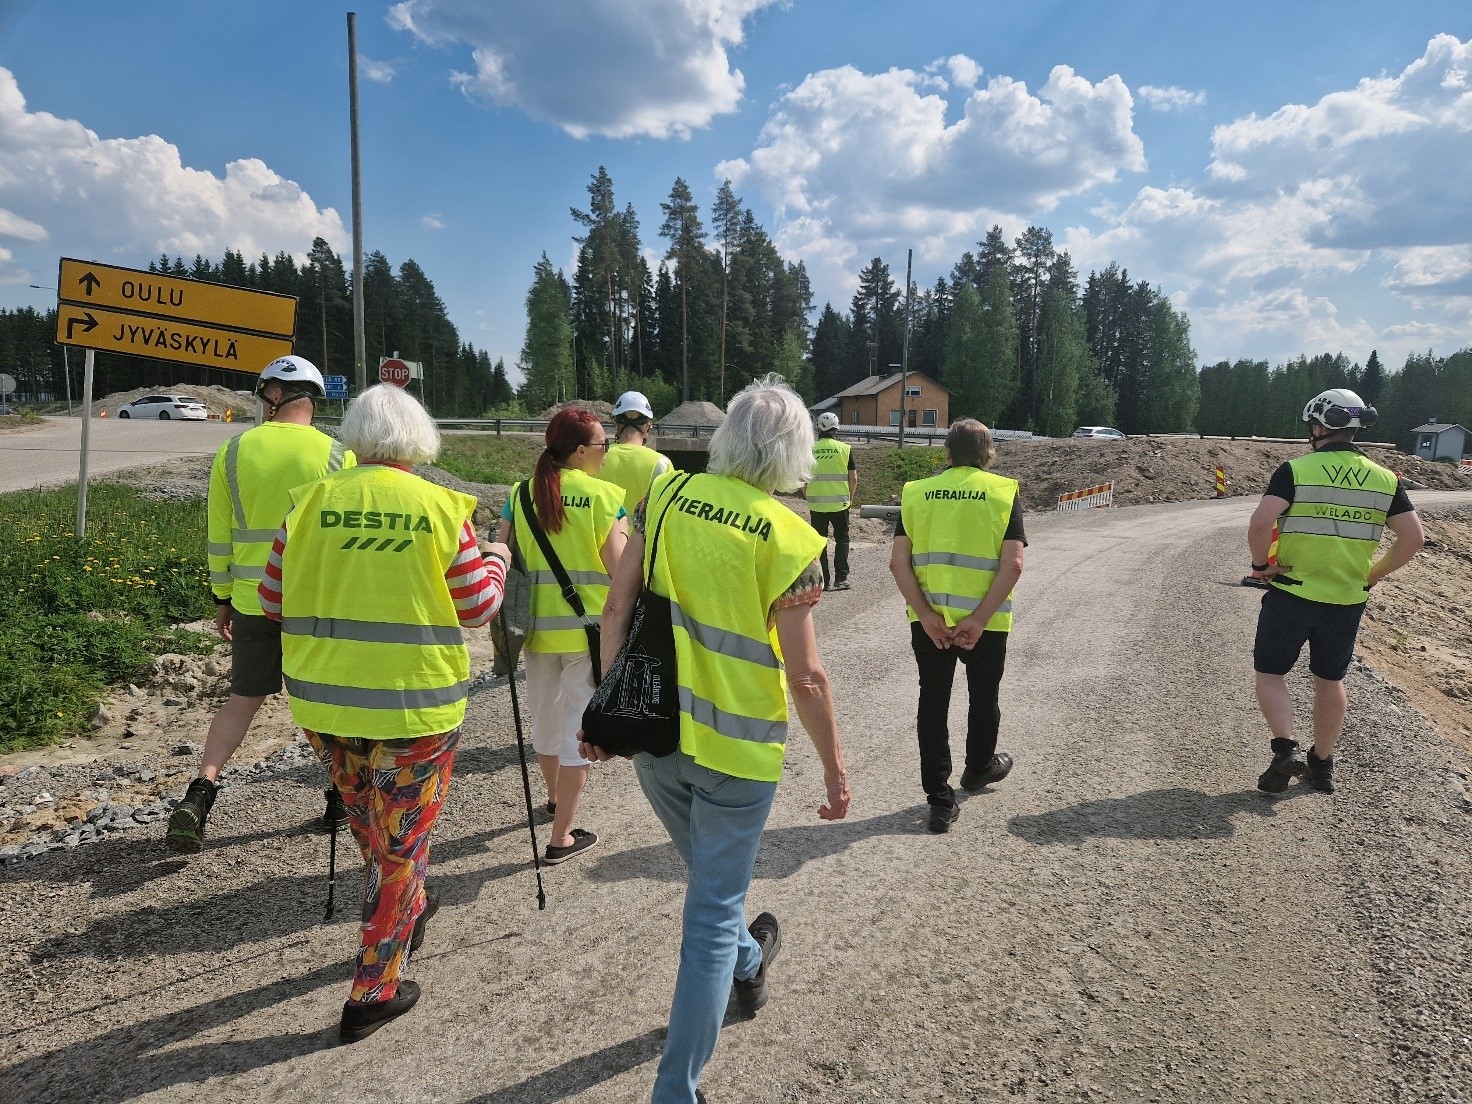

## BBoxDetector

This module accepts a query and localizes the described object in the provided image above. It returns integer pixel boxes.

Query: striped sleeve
[257,522,289,621]
[447,520,505,628]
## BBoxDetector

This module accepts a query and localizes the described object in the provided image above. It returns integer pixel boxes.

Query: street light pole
[899,248,913,449]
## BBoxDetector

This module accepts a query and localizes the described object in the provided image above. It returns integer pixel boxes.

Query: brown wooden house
[827,371,951,429]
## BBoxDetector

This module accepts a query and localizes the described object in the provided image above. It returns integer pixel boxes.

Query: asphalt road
[0,416,248,493]
[2,492,1470,1103]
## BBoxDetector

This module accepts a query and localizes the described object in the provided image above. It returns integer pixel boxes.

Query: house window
[889,409,902,426]
[851,411,861,424]
[904,385,922,397]
[921,409,938,427]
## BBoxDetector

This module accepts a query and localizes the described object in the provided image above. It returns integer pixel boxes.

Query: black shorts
[230,611,284,697]
[1252,587,1365,682]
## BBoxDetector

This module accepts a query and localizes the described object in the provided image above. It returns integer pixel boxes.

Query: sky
[1,1,1470,388]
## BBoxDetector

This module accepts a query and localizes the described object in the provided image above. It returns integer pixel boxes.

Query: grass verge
[436,434,543,488]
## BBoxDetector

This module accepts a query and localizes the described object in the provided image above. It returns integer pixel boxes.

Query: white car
[116,394,209,420]
[1072,425,1126,440]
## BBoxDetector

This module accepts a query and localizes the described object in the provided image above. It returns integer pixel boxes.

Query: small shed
[831,371,951,430]
[1409,420,1469,462]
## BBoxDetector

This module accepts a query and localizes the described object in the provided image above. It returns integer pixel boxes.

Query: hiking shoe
[339,980,421,1044]
[165,777,219,854]
[1304,748,1336,794]
[830,579,851,591]
[732,912,782,1017]
[960,752,1014,792]
[927,803,960,834]
[1257,738,1307,794]
[409,885,441,954]
[544,828,598,865]
[322,786,349,832]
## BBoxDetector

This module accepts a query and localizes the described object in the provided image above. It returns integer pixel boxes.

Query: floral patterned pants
[306,727,459,1003]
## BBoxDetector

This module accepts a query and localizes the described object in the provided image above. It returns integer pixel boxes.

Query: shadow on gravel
[1006,786,1307,845]
[585,807,927,885]
[0,961,340,1103]
[462,1026,667,1103]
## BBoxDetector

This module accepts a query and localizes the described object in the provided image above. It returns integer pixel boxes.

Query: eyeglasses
[587,439,611,451]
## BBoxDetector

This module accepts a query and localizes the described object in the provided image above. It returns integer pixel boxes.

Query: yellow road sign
[57,257,296,338]
[55,304,293,374]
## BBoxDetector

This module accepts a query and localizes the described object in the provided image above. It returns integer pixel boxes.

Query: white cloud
[360,57,398,84]
[724,57,1145,306]
[1136,85,1205,112]
[387,0,779,139]
[0,67,345,287]
[945,55,982,90]
[420,213,447,231]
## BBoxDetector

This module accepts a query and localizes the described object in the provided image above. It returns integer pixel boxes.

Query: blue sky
[1,1,1469,386]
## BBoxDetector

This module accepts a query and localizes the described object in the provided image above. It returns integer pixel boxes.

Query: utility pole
[347,13,367,394]
[898,248,913,449]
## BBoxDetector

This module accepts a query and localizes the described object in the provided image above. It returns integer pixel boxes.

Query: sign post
[77,350,94,539]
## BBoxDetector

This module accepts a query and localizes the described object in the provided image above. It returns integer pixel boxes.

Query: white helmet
[257,354,325,397]
[1302,387,1377,430]
[815,411,840,432]
[612,390,654,421]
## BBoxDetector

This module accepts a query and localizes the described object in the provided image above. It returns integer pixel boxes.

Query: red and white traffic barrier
[1056,482,1115,512]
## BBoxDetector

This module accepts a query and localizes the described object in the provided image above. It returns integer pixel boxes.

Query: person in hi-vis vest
[803,411,857,590]
[258,384,508,1043]
[890,419,1026,834]
[168,355,355,855]
[1248,388,1423,796]
[498,408,628,864]
[582,376,850,1104]
[597,389,673,513]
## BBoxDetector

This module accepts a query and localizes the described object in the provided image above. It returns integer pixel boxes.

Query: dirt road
[0,417,245,493]
[3,493,1471,1103]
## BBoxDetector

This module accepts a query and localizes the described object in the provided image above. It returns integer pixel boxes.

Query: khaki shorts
[229,611,284,697]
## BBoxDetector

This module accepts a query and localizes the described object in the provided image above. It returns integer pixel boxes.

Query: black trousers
[809,509,850,586]
[910,622,1008,807]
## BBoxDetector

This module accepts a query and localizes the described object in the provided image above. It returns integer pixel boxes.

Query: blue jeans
[635,749,778,1104]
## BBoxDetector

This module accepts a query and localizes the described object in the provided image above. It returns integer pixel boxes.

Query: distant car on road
[116,395,208,421]
[1073,426,1127,440]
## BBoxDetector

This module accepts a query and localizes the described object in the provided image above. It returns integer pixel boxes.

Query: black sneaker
[927,803,960,833]
[1257,738,1307,793]
[1304,748,1336,793]
[165,778,219,854]
[409,884,441,954]
[322,786,349,831]
[544,828,598,865]
[960,752,1014,792]
[830,579,851,591]
[339,980,421,1044]
[732,912,782,1017]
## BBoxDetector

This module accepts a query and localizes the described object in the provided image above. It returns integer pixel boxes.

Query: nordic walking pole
[324,819,339,921]
[501,614,547,910]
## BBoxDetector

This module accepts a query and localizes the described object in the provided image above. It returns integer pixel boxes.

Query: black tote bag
[580,473,694,758]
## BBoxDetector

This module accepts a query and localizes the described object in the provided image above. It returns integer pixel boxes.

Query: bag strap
[518,479,590,621]
[645,472,696,587]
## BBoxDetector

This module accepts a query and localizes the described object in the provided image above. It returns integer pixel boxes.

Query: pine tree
[520,253,574,411]
[659,177,708,401]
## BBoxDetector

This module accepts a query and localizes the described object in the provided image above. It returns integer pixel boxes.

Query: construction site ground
[1,433,1470,1104]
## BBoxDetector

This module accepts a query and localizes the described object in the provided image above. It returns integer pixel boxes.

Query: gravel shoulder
[3,489,1471,1103]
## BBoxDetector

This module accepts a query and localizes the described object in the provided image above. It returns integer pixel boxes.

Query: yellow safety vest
[1272,450,1398,606]
[807,437,852,512]
[598,442,673,513]
[647,471,826,782]
[208,422,352,615]
[900,466,1018,632]
[512,468,625,654]
[278,466,475,739]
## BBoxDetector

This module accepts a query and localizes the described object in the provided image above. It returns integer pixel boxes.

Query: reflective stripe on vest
[514,469,624,654]
[1272,450,1397,606]
[648,471,827,781]
[279,466,475,738]
[901,466,1018,632]
[808,438,851,511]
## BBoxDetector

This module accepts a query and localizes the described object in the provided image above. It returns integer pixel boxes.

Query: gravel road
[0,417,246,493]
[2,494,1470,1104]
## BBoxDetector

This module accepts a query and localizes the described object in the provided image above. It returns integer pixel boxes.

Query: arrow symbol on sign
[78,272,101,296]
[66,312,99,341]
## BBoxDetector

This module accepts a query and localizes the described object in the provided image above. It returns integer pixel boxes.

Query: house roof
[832,371,951,399]
[1410,422,1468,435]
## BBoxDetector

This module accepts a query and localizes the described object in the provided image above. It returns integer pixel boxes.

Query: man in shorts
[166,356,354,853]
[1248,388,1424,794]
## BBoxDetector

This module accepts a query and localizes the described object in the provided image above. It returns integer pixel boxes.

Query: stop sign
[379,358,410,387]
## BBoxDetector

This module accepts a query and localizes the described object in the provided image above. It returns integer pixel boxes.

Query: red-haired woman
[498,408,628,862]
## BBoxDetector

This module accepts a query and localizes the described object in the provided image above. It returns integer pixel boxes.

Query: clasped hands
[918,608,983,651]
